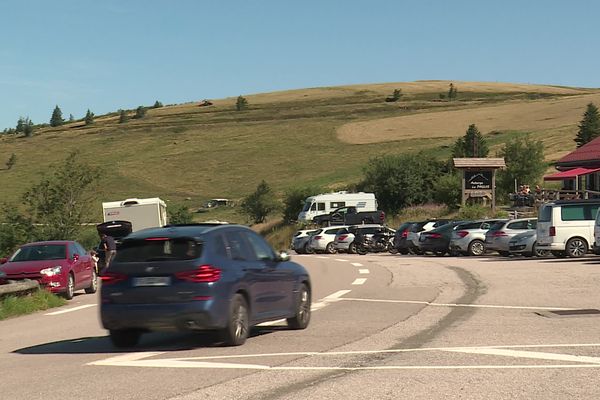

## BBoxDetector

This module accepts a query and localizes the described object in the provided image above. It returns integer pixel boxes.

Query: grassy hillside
[1,80,598,223]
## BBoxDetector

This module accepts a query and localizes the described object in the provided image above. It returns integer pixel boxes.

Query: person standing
[101,233,117,269]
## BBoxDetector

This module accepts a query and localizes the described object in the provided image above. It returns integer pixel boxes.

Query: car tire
[565,237,588,258]
[287,283,311,330]
[109,329,142,348]
[348,242,357,254]
[84,269,98,294]
[220,294,249,346]
[533,242,549,258]
[325,242,337,254]
[498,251,510,257]
[63,273,75,300]
[468,240,485,256]
[303,243,313,254]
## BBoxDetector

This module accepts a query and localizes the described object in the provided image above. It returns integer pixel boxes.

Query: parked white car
[537,199,600,258]
[309,226,349,254]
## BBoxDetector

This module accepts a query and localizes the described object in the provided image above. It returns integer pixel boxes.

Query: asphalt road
[2,253,600,399]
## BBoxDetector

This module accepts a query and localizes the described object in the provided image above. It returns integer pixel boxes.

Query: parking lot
[2,251,600,399]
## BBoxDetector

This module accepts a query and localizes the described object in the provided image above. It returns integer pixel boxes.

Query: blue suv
[100,223,311,347]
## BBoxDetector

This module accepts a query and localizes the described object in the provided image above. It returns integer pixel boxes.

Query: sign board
[465,171,492,190]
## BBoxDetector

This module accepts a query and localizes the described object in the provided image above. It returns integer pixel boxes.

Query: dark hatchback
[392,222,416,254]
[100,223,311,348]
[418,221,463,256]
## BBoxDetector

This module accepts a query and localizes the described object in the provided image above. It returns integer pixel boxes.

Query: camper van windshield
[302,201,315,212]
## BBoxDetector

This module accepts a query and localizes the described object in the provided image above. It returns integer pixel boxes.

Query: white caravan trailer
[297,192,377,222]
[102,198,168,232]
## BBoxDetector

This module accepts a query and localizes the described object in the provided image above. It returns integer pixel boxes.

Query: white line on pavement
[89,343,600,370]
[334,258,349,262]
[351,262,363,267]
[45,304,96,315]
[351,278,367,285]
[316,256,328,259]
[358,269,370,274]
[323,290,351,300]
[339,297,580,311]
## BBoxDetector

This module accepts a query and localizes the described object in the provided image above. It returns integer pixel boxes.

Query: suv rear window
[115,238,202,262]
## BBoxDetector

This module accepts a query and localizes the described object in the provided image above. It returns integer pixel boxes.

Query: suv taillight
[100,272,127,285]
[549,226,556,237]
[428,233,442,239]
[176,265,221,283]
[456,231,469,238]
[314,235,322,240]
[339,234,348,241]
[492,231,508,237]
[401,230,408,238]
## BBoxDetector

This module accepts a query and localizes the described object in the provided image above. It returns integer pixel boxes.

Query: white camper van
[297,192,377,222]
[102,198,168,232]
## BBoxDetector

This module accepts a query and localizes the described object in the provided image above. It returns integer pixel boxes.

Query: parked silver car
[509,231,549,257]
[485,218,537,256]
[292,229,321,254]
[450,219,505,256]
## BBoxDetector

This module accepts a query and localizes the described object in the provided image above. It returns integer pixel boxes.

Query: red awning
[543,167,600,181]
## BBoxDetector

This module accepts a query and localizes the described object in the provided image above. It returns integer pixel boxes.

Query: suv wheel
[468,240,485,256]
[287,283,311,330]
[348,242,357,254]
[303,243,313,254]
[220,294,249,346]
[566,238,588,258]
[84,269,98,294]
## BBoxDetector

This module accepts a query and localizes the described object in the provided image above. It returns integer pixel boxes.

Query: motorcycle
[355,232,394,255]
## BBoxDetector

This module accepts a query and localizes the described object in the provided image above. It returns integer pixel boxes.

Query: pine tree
[135,106,147,119]
[452,124,489,158]
[153,100,163,108]
[15,117,25,133]
[84,109,95,125]
[392,89,402,101]
[23,118,34,137]
[68,114,75,122]
[574,103,600,147]
[448,83,458,101]
[50,105,64,127]
[236,95,248,111]
[118,109,128,123]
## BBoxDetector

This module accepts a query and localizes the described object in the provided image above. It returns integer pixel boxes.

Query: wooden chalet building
[544,136,600,194]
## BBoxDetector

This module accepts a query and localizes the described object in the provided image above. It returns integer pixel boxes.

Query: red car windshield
[10,245,67,262]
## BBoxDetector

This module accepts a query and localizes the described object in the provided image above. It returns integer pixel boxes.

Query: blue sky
[1,0,599,130]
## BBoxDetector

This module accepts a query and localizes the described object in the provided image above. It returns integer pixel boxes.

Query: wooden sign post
[453,158,506,213]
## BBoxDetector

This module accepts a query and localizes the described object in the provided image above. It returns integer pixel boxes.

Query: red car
[0,241,97,299]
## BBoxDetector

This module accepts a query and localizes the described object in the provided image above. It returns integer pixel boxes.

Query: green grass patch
[0,289,66,320]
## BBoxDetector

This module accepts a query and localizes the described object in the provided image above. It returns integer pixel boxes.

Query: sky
[1,0,599,130]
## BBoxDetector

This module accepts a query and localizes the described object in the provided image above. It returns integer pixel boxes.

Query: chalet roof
[453,158,506,169]
[556,136,600,167]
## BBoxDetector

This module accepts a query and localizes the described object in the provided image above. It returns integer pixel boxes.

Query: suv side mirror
[275,251,290,262]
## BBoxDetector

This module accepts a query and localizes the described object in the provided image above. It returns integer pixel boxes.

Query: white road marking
[323,290,351,301]
[335,258,349,262]
[339,297,580,311]
[45,304,96,315]
[257,290,351,326]
[351,278,367,285]
[89,343,600,370]
[358,269,370,274]
[351,262,363,267]
[443,348,600,364]
[316,256,328,259]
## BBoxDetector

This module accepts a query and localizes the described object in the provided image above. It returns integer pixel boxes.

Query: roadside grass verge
[0,290,66,320]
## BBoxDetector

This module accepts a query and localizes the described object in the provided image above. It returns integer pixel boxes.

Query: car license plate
[133,276,171,287]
